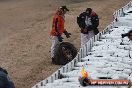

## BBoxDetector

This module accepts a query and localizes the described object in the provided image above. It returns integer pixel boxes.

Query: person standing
[77,8,99,47]
[50,6,71,64]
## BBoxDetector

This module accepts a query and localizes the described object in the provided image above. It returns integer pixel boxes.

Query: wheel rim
[62,46,73,62]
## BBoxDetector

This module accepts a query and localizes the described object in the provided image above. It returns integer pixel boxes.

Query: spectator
[50,6,71,64]
[0,67,15,88]
[77,8,99,47]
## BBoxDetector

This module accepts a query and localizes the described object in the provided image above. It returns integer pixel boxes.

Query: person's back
[0,68,15,88]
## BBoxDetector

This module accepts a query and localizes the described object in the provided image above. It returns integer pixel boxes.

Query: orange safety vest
[50,14,65,36]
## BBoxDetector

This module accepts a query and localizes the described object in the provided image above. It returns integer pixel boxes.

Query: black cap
[60,6,69,11]
[86,8,92,12]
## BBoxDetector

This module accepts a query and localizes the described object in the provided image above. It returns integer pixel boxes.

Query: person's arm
[55,18,60,36]
[77,13,85,29]
[55,18,63,42]
[55,17,71,38]
[88,13,99,29]
[87,13,99,35]
[92,14,99,28]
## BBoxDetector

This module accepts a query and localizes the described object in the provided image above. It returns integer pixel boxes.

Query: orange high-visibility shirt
[50,14,66,36]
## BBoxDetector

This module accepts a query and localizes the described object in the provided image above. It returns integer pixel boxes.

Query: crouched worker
[0,67,15,88]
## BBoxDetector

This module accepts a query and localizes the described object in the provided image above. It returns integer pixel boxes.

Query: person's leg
[87,30,95,41]
[81,33,89,47]
[51,36,59,59]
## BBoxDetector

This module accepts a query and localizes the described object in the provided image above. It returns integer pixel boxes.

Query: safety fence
[113,0,132,18]
[32,1,132,88]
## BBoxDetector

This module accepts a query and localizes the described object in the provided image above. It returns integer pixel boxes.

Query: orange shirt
[50,14,66,36]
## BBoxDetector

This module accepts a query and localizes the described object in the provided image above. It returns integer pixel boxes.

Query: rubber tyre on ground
[54,42,77,65]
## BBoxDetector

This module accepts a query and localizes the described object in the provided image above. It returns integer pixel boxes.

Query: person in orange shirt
[50,6,71,64]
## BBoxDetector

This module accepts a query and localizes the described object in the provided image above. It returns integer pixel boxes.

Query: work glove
[64,31,71,38]
[57,35,63,42]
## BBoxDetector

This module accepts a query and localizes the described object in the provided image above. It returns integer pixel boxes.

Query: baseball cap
[59,6,69,11]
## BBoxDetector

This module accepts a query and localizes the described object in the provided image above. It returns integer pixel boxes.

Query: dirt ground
[0,0,130,88]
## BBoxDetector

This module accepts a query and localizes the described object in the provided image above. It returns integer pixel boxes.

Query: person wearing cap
[50,6,71,64]
[77,8,99,47]
[122,30,132,40]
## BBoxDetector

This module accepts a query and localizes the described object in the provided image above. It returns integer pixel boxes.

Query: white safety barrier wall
[32,1,132,88]
[113,0,132,17]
